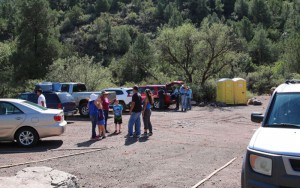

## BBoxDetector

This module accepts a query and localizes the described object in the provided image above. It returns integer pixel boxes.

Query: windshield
[22,101,47,111]
[266,93,300,127]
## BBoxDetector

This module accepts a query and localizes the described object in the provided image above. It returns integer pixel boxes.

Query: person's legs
[104,110,109,132]
[101,125,106,138]
[118,123,122,133]
[146,109,152,134]
[128,113,137,136]
[90,115,97,139]
[143,112,148,134]
[176,96,179,110]
[181,95,185,111]
[134,112,141,136]
[186,97,190,110]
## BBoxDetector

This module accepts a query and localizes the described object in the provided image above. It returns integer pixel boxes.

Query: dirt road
[0,96,270,188]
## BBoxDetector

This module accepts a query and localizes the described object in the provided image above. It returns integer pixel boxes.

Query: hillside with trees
[0,0,299,101]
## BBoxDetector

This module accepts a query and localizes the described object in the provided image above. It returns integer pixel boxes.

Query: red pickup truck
[138,81,184,109]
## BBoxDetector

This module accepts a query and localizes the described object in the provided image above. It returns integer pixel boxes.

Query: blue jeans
[128,112,141,136]
[103,110,109,131]
[181,95,187,111]
[187,97,192,110]
[90,114,98,138]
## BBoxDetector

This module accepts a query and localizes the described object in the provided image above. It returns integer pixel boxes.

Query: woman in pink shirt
[101,91,110,133]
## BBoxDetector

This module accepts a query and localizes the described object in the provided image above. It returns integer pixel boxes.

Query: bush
[190,80,217,103]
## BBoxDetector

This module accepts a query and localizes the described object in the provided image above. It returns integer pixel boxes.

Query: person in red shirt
[101,91,110,133]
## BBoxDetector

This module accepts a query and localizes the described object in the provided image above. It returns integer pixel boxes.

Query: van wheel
[15,127,39,147]
[79,103,89,117]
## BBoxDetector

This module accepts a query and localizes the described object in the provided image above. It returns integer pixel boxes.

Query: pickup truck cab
[242,80,300,188]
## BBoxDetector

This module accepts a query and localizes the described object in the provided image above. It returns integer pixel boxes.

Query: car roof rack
[285,79,300,84]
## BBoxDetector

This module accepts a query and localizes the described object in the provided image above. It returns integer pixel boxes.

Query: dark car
[18,92,77,116]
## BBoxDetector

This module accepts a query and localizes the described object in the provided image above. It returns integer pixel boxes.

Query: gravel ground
[0,96,270,188]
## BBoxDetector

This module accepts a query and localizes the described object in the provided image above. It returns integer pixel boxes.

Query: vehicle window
[18,94,28,100]
[0,102,23,115]
[106,90,123,95]
[126,90,133,95]
[266,93,300,126]
[22,101,47,111]
[61,84,70,92]
[18,94,38,103]
[57,93,75,103]
[74,84,87,92]
[44,93,60,103]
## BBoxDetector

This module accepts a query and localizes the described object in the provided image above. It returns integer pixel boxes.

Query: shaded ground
[0,96,270,188]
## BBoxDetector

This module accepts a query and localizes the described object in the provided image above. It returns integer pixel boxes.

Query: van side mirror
[251,112,264,123]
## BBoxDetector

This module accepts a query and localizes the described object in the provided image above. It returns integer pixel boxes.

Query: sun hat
[89,93,98,101]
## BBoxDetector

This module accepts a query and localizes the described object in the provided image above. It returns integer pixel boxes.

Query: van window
[106,90,123,95]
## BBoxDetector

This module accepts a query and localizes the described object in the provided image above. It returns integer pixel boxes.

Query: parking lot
[0,96,269,188]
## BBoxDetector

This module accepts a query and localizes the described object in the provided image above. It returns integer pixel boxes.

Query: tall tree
[249,0,271,27]
[234,0,249,19]
[13,0,61,81]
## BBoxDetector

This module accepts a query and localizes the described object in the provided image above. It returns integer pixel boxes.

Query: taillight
[54,115,62,122]
[57,103,62,109]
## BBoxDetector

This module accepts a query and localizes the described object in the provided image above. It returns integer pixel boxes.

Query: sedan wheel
[16,128,38,147]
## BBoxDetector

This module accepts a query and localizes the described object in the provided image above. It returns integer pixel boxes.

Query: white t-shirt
[38,94,47,107]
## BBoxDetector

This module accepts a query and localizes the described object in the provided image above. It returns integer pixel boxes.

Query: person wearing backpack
[142,89,154,136]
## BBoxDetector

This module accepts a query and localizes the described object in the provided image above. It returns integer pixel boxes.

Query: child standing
[95,96,106,139]
[113,99,123,134]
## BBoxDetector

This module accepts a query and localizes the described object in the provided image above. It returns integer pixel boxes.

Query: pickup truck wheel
[119,101,126,112]
[79,103,89,117]
[15,127,39,147]
[153,99,159,110]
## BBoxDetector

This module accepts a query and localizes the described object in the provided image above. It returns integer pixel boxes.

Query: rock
[0,166,79,188]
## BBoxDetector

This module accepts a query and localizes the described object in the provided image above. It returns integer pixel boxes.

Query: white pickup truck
[35,82,116,117]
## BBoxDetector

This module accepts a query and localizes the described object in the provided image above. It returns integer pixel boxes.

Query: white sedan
[0,99,67,147]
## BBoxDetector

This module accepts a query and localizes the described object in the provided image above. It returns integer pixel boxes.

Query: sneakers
[148,132,153,136]
[143,132,148,137]
[129,135,133,138]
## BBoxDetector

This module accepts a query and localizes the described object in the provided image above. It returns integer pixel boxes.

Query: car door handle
[15,117,22,120]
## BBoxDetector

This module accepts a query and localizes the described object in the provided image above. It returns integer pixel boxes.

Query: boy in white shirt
[37,89,47,107]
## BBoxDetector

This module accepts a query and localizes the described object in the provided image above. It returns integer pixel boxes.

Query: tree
[168,8,183,27]
[110,33,156,84]
[46,55,113,90]
[249,0,271,27]
[234,0,249,19]
[95,0,110,15]
[0,41,14,97]
[248,27,273,65]
[13,0,61,81]
[282,33,300,73]
[236,17,254,41]
[156,22,244,85]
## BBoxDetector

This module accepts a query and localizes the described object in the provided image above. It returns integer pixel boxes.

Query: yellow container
[216,78,234,104]
[233,78,247,105]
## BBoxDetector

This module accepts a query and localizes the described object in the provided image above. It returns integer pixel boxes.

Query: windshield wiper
[268,123,300,128]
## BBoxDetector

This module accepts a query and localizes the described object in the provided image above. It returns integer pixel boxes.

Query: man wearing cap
[88,93,99,140]
[37,89,47,107]
[101,91,110,133]
[128,86,142,138]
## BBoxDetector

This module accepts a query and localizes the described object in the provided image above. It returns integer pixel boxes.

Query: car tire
[79,103,89,117]
[153,99,159,110]
[119,101,126,112]
[15,127,39,147]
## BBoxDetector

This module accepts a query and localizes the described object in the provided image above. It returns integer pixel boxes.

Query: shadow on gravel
[77,140,98,147]
[138,136,149,143]
[124,138,138,146]
[0,140,63,154]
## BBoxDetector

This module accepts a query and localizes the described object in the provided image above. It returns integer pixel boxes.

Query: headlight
[250,154,272,176]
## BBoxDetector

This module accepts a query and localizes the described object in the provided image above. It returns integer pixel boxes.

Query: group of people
[172,84,193,112]
[88,86,154,140]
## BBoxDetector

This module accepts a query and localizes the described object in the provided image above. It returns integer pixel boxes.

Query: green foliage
[46,55,114,90]
[249,0,272,27]
[234,0,249,19]
[0,41,14,97]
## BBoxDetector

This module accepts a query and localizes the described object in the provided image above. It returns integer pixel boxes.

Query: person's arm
[41,100,45,107]
[142,98,148,117]
[129,102,135,115]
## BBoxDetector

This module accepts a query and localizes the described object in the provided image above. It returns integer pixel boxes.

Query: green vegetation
[0,0,299,100]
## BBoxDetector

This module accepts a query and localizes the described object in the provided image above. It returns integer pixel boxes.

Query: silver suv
[102,88,133,111]
[242,80,300,188]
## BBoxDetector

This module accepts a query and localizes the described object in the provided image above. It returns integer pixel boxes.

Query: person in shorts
[113,99,123,134]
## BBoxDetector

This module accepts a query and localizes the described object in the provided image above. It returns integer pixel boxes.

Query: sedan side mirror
[251,112,264,123]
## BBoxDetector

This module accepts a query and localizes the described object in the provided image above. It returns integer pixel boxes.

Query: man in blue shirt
[88,93,99,140]
[180,84,187,112]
